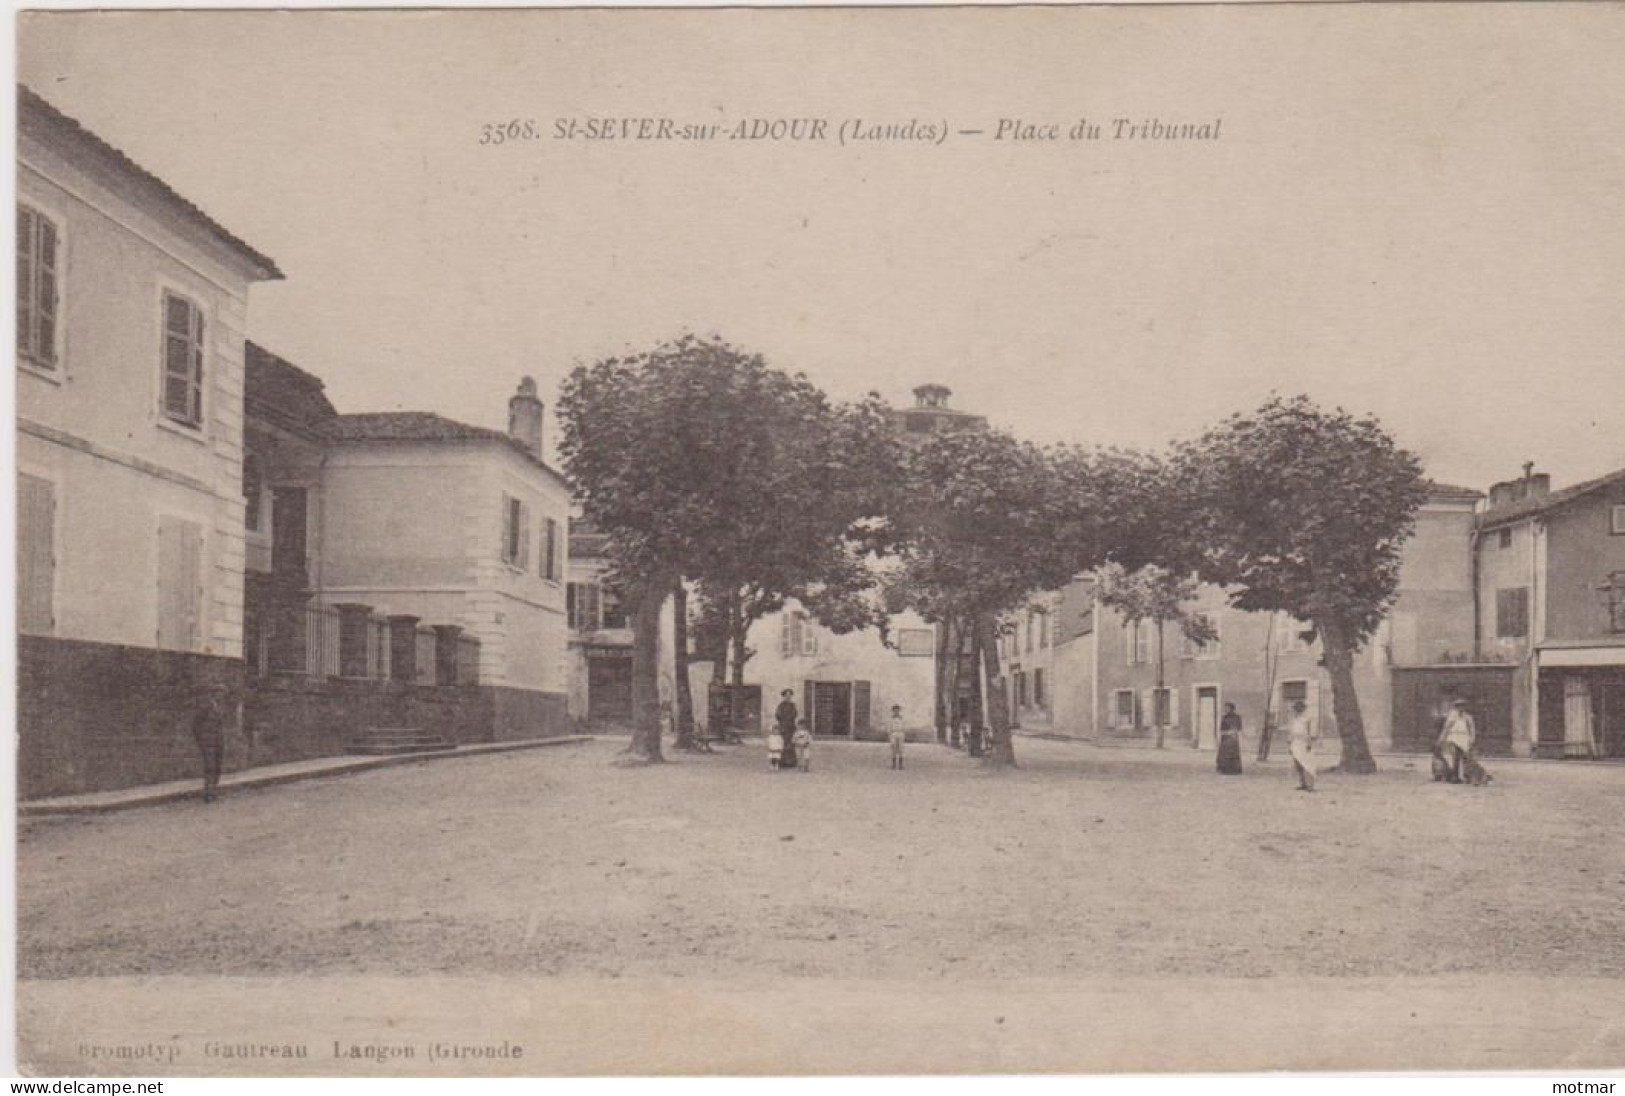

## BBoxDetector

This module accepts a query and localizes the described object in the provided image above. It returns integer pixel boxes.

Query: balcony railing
[251,603,479,687]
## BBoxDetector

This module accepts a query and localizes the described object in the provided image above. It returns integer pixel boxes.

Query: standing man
[1436,698,1477,784]
[1287,698,1317,793]
[887,705,907,770]
[775,689,800,770]
[191,676,232,803]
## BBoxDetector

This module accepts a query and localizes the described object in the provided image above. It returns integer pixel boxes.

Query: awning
[1538,645,1625,669]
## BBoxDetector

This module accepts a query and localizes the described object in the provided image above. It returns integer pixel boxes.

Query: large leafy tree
[1172,395,1426,773]
[886,429,1135,765]
[556,335,893,760]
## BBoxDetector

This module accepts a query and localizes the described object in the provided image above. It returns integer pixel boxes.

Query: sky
[17,5,1625,493]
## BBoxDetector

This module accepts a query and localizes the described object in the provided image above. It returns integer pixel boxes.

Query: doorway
[1195,686,1219,750]
[809,682,852,737]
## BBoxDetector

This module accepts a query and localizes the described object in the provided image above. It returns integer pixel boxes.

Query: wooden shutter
[1168,687,1181,730]
[853,681,871,735]
[157,516,203,651]
[542,516,558,580]
[17,206,58,366]
[17,473,55,634]
[781,612,793,657]
[17,206,34,355]
[1142,688,1155,727]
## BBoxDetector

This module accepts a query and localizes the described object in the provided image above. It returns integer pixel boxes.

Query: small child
[888,705,906,770]
[793,719,813,773]
[767,726,785,771]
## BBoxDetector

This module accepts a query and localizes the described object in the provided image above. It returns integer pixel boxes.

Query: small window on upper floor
[1498,528,1513,549]
[1612,505,1625,536]
[17,205,60,370]
[161,291,205,428]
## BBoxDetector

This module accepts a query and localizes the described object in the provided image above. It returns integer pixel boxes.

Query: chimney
[508,376,543,461]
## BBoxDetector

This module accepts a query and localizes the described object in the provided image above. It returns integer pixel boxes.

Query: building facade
[1474,467,1625,758]
[1044,483,1491,756]
[17,87,283,796]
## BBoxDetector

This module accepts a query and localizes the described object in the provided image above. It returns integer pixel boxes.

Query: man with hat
[1436,698,1478,784]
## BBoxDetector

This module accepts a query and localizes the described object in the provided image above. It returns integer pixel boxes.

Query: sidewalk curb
[1012,729,1625,766]
[20,735,595,817]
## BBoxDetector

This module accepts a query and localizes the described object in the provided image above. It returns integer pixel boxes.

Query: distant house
[1045,482,1490,754]
[312,378,572,738]
[1472,466,1625,757]
[564,519,636,728]
[16,86,283,797]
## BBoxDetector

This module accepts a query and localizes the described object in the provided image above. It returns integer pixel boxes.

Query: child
[888,705,906,770]
[767,725,785,771]
[793,719,812,773]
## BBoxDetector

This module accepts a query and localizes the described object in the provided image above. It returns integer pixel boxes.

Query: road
[18,736,1625,1074]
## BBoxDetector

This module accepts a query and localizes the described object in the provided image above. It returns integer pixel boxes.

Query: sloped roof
[1478,467,1625,530]
[322,411,568,485]
[1422,480,1483,501]
[19,85,283,281]
[245,342,337,435]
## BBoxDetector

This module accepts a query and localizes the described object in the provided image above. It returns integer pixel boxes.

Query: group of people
[766,690,908,772]
[1211,700,1318,789]
[1211,698,1328,792]
[1212,696,1492,791]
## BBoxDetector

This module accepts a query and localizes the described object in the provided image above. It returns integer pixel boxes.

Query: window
[1608,573,1625,635]
[781,610,817,657]
[18,473,55,634]
[541,516,559,581]
[156,515,204,651]
[1280,679,1310,720]
[1033,668,1046,708]
[1014,671,1028,707]
[600,586,629,630]
[896,628,934,657]
[1025,614,1035,653]
[161,291,205,427]
[1277,614,1312,652]
[1496,586,1529,639]
[242,454,265,534]
[1126,619,1152,664]
[1498,527,1513,549]
[567,582,602,631]
[1115,689,1136,728]
[1181,612,1220,659]
[17,205,59,369]
[501,494,529,568]
[1153,687,1172,727]
[1613,505,1625,536]
[1038,611,1049,649]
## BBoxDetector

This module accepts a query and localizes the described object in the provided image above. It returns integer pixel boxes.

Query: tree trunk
[934,621,951,744]
[946,620,967,749]
[1153,619,1167,750]
[1319,616,1376,773]
[728,591,748,690]
[967,623,985,747]
[975,614,1016,766]
[1257,614,1278,762]
[672,579,698,751]
[627,577,669,763]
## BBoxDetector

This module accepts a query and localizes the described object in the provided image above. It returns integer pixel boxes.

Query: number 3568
[480,120,539,145]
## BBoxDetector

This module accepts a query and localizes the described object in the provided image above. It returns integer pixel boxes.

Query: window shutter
[781,612,792,657]
[542,517,558,580]
[853,681,871,735]
[18,473,55,634]
[1169,687,1181,730]
[17,207,35,355]
[157,516,203,651]
[1142,688,1156,727]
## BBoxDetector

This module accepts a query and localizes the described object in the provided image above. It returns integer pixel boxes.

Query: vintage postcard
[12,3,1625,1079]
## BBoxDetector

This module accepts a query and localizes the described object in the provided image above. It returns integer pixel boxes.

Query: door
[1196,687,1219,750]
[587,654,634,726]
[1600,679,1625,758]
[811,682,853,736]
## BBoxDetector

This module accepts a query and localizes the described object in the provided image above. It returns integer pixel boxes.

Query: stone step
[343,726,456,756]
[343,741,457,756]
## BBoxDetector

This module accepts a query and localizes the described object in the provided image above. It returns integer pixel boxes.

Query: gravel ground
[18,736,1625,982]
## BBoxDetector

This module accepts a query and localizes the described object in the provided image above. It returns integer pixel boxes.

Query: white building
[17,86,283,796]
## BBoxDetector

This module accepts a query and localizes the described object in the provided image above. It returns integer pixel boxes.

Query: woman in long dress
[1216,703,1244,775]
